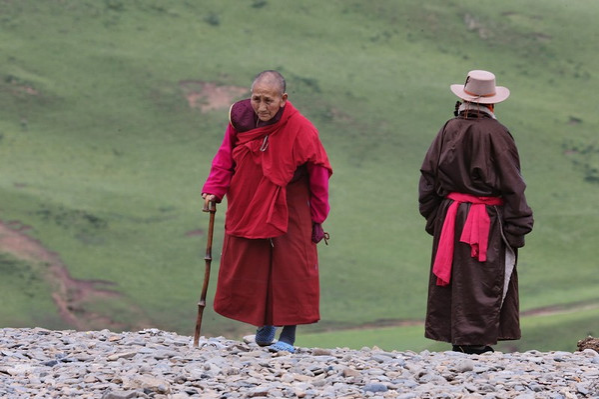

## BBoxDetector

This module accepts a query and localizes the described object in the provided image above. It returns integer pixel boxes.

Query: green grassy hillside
[1,0,598,352]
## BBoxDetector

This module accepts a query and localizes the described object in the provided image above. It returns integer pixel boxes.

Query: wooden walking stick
[193,198,217,347]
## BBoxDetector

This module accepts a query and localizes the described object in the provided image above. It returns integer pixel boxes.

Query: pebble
[1,327,599,398]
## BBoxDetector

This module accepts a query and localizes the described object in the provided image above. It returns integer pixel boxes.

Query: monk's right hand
[202,193,217,211]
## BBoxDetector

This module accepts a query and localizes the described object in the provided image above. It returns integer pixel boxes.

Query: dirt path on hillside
[0,220,151,331]
[341,300,599,333]
[316,300,599,338]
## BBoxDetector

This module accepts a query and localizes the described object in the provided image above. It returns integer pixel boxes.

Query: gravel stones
[1,327,599,398]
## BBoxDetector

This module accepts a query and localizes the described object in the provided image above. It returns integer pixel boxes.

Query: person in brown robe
[419,70,534,354]
[202,70,332,353]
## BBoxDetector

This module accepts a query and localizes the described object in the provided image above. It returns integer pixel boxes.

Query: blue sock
[278,325,296,345]
[255,325,276,345]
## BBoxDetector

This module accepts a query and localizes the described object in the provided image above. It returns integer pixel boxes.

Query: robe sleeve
[293,122,332,224]
[202,124,237,202]
[307,163,330,224]
[419,126,446,235]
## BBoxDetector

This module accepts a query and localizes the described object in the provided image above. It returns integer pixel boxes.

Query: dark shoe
[452,345,494,355]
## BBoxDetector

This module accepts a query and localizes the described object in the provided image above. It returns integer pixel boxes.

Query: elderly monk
[202,70,332,353]
[419,70,534,354]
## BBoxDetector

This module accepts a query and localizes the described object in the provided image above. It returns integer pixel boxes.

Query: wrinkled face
[251,81,287,122]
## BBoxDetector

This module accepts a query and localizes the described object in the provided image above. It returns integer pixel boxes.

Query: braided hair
[453,101,462,117]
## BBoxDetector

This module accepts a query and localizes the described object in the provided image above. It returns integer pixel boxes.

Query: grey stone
[3,328,599,398]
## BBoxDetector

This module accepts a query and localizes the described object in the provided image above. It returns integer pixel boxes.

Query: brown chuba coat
[419,112,533,346]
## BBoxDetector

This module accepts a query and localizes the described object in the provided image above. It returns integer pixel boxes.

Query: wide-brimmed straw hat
[450,70,510,104]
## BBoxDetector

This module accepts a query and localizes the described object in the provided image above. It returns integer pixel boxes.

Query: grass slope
[0,0,598,351]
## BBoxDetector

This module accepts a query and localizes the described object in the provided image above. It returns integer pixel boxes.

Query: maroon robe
[204,101,332,326]
[419,111,533,346]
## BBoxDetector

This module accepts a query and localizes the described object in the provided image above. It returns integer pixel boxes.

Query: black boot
[452,345,494,355]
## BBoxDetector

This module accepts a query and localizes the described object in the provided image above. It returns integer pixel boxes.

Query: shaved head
[250,70,288,122]
[251,70,286,96]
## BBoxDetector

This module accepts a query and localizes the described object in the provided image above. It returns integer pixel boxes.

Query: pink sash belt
[433,192,504,286]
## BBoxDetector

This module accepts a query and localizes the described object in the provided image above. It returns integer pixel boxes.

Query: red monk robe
[202,100,332,327]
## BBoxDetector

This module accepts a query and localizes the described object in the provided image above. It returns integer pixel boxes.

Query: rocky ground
[1,328,598,399]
